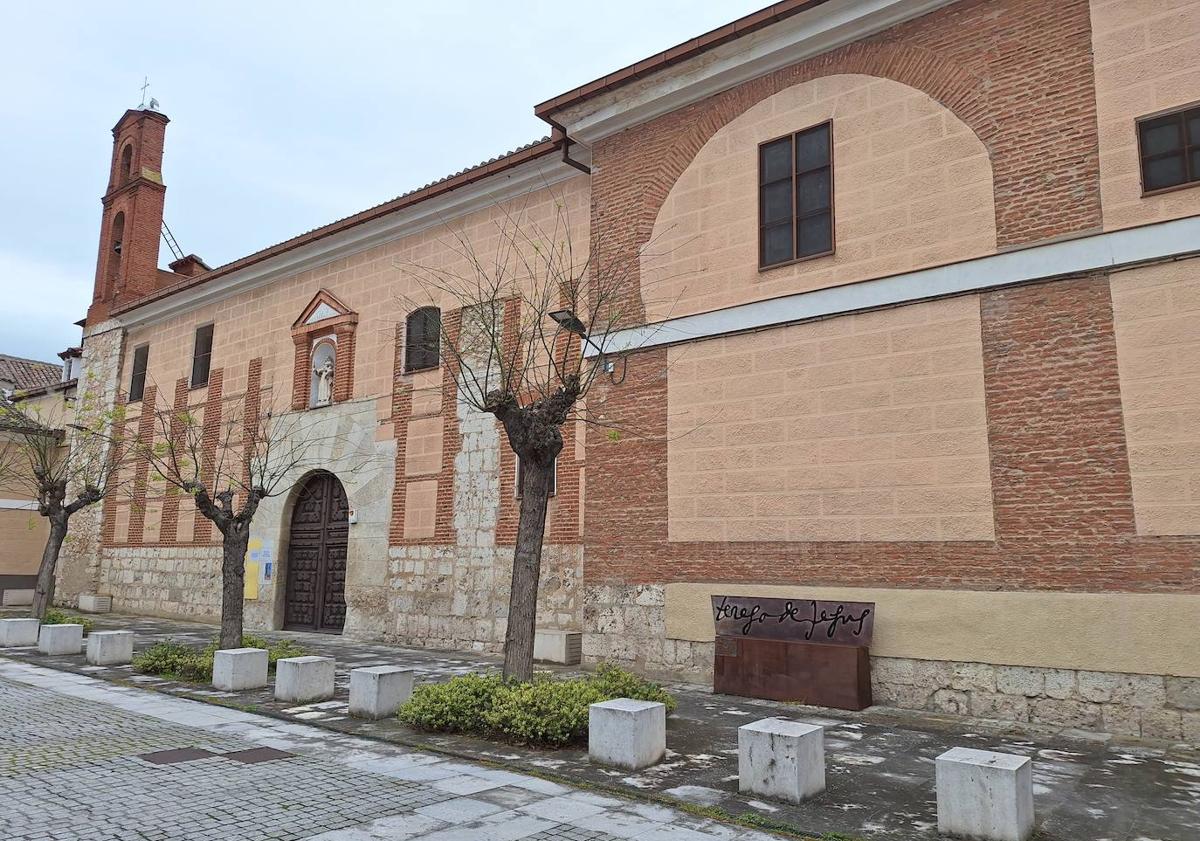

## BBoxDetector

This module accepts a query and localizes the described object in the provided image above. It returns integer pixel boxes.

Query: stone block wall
[584,584,1200,743]
[97,546,223,621]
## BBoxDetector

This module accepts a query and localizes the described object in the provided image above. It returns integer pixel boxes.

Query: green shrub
[133,635,306,683]
[590,662,677,712]
[398,663,676,746]
[41,609,96,635]
[132,640,212,682]
[483,676,604,745]
[400,673,503,734]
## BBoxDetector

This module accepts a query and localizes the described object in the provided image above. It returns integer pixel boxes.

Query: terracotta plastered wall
[587,273,1197,594]
[1111,259,1200,535]
[667,295,993,542]
[642,74,996,321]
[591,0,1101,323]
[114,175,589,437]
[111,176,590,551]
[1091,0,1200,231]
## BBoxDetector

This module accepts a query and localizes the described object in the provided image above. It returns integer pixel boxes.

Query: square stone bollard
[588,698,666,770]
[0,618,41,647]
[275,655,336,703]
[739,718,825,803]
[86,630,134,666]
[38,624,83,656]
[349,666,414,719]
[212,648,269,691]
[936,747,1034,841]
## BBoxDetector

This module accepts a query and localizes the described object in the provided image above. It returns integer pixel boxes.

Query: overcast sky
[0,1,764,363]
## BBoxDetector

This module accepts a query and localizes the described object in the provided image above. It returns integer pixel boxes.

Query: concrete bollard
[38,624,84,656]
[936,747,1034,841]
[349,666,413,719]
[212,648,269,691]
[738,718,825,803]
[588,698,666,770]
[275,655,336,703]
[0,618,41,647]
[85,630,134,666]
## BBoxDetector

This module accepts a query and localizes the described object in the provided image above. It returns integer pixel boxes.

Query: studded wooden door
[283,473,348,633]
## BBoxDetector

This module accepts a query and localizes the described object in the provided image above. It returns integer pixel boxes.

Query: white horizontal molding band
[591,215,1200,357]
[0,499,38,511]
[560,0,957,145]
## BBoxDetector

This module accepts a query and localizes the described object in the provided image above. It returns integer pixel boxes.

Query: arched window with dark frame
[120,143,134,182]
[405,307,441,372]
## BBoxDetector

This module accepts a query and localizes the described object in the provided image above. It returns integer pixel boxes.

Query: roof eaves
[111,136,563,317]
[534,0,830,118]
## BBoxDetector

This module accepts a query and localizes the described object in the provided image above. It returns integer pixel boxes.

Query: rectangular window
[1138,104,1200,193]
[129,344,149,402]
[190,324,214,388]
[515,455,557,498]
[405,307,441,372]
[759,121,834,268]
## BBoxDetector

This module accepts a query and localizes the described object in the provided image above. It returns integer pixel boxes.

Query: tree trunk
[218,527,249,649]
[32,517,68,620]
[502,457,554,681]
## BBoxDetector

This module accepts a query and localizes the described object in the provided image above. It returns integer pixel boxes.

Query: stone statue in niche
[313,356,335,406]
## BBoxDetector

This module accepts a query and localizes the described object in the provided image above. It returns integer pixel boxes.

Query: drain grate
[137,747,217,765]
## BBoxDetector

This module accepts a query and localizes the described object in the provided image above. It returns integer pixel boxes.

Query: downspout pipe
[544,117,591,175]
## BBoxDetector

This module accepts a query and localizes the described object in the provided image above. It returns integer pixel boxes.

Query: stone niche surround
[290,289,358,410]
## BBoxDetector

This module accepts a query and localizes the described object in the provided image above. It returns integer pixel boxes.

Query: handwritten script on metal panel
[711,595,875,645]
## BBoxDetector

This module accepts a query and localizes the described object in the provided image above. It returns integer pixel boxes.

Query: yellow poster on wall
[244,536,263,600]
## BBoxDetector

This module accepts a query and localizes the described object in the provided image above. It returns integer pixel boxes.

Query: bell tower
[86,108,169,325]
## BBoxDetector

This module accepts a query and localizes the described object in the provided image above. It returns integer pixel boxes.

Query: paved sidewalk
[3,611,1199,840]
[0,660,777,841]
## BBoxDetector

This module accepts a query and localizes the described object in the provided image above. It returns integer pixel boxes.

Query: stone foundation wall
[385,543,581,654]
[97,546,223,622]
[57,320,127,606]
[583,584,1200,742]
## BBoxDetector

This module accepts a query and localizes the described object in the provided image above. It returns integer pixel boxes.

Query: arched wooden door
[283,473,348,633]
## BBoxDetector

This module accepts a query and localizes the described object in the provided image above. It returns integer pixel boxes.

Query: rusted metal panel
[713,636,872,711]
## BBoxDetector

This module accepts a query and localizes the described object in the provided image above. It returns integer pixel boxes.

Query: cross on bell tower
[86,105,170,325]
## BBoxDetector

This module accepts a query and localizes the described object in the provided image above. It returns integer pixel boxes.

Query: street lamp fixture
[548,309,588,337]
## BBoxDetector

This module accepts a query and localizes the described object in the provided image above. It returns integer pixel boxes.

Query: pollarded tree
[133,393,343,649]
[401,193,652,681]
[0,381,125,618]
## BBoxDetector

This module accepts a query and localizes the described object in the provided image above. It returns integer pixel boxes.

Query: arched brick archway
[590,0,1101,318]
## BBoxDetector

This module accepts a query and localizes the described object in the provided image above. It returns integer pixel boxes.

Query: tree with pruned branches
[400,191,655,681]
[132,392,346,649]
[0,380,125,619]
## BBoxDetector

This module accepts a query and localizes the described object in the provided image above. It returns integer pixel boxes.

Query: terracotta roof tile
[0,354,61,391]
[112,136,560,317]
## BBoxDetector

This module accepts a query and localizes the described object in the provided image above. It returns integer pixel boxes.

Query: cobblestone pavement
[0,660,778,841]
[3,611,1198,840]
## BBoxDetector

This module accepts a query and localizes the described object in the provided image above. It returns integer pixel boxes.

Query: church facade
[59,0,1200,740]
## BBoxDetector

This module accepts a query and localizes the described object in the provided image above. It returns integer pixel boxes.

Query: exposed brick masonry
[590,0,1102,321]
[586,275,1199,594]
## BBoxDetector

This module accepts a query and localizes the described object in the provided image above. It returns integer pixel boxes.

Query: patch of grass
[398,663,677,747]
[41,609,96,635]
[132,635,305,683]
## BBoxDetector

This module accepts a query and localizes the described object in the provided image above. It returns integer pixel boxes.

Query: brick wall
[591,0,1102,321]
[586,272,1198,594]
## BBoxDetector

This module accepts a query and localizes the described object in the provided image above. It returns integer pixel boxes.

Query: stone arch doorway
[283,471,348,633]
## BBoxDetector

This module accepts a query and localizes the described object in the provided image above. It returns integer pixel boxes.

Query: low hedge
[398,663,676,747]
[132,634,306,683]
[41,609,95,635]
